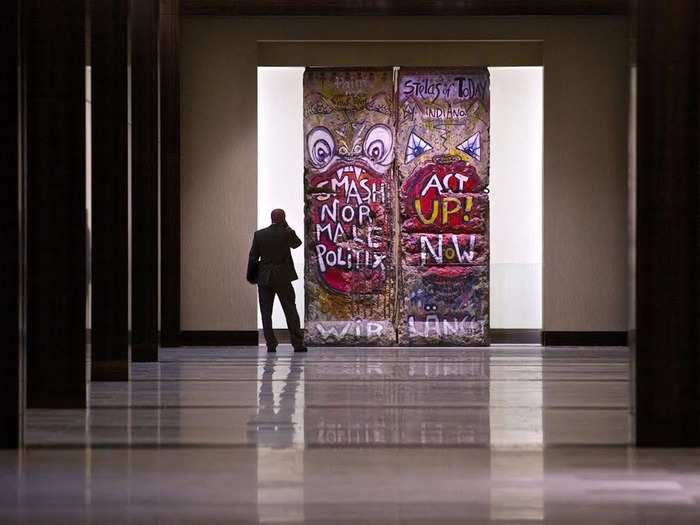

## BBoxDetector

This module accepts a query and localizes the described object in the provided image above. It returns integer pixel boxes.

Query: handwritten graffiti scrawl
[397,68,490,345]
[303,69,396,345]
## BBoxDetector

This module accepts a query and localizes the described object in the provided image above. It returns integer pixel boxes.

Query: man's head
[271,208,286,225]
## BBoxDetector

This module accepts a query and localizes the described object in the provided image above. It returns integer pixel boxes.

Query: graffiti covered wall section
[303,69,396,345]
[397,68,491,345]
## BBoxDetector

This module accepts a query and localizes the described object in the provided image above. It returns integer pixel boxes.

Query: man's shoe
[267,346,277,353]
[294,346,308,352]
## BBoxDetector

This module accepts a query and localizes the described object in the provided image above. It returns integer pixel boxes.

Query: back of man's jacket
[247,223,302,286]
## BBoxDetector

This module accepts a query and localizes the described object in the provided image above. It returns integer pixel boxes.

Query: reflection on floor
[3,346,700,523]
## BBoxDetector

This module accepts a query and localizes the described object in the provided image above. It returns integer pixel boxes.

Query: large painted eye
[363,124,393,165]
[307,127,335,168]
[405,131,433,163]
[456,131,481,161]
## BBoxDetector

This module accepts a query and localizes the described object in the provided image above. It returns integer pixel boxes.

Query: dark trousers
[258,279,304,349]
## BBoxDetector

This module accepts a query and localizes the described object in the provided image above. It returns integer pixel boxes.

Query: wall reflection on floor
[303,350,493,447]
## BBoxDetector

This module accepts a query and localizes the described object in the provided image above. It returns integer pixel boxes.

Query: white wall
[489,67,543,328]
[257,67,306,328]
[257,66,543,329]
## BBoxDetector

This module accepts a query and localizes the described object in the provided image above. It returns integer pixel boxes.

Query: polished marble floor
[3,345,700,523]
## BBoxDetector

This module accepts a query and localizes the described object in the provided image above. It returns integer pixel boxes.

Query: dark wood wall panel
[635,0,700,446]
[159,0,181,347]
[91,0,129,379]
[0,0,20,446]
[131,0,160,361]
[25,0,86,408]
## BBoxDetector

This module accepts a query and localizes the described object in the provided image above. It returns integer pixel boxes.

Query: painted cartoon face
[401,128,485,202]
[404,130,481,165]
[397,69,490,344]
[307,114,394,295]
[307,123,394,176]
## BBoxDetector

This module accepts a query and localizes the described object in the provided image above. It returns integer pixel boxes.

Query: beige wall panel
[181,16,628,332]
[181,23,258,329]
[541,23,629,330]
[259,41,543,67]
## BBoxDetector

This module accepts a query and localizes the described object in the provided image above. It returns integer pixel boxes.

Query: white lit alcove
[257,66,543,331]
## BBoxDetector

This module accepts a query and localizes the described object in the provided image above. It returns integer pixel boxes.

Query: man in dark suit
[247,208,307,352]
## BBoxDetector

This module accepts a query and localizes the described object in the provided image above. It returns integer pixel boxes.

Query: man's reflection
[251,354,306,523]
[248,354,305,448]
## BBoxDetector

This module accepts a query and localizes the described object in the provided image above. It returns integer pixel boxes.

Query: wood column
[25,0,87,408]
[91,0,129,380]
[0,0,21,446]
[635,0,700,446]
[159,0,181,347]
[131,0,160,361]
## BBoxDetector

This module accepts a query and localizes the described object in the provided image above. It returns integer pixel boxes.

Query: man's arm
[285,221,302,249]
[246,233,260,284]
